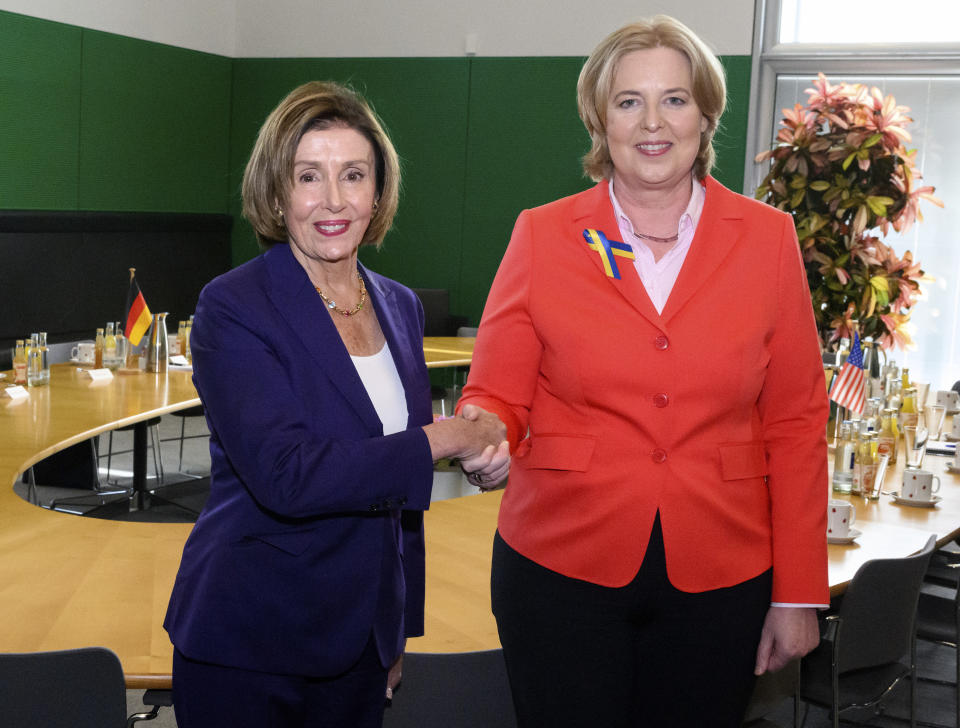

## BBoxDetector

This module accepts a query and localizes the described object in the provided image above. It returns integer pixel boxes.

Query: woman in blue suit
[164,81,509,728]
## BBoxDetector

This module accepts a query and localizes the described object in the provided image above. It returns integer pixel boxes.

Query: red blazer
[460,177,829,604]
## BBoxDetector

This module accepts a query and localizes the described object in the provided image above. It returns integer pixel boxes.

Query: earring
[275,207,284,218]
[372,201,380,212]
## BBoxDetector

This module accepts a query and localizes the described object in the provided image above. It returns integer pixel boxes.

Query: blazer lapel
[660,177,743,324]
[571,181,661,327]
[359,263,425,429]
[264,245,383,434]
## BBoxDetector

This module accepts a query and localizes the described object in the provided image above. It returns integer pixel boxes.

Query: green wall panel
[229,58,471,296]
[78,30,232,212]
[0,11,82,209]
[0,10,751,327]
[459,57,591,324]
[714,55,752,193]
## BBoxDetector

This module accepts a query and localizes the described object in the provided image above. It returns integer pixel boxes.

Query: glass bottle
[94,327,105,368]
[852,427,878,496]
[185,314,194,362]
[104,322,117,368]
[176,320,187,357]
[12,339,27,385]
[37,332,50,384]
[901,366,911,390]
[832,420,855,493]
[900,386,919,428]
[27,333,42,387]
[877,407,899,465]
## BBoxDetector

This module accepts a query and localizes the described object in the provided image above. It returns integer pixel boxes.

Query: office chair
[799,535,936,728]
[105,417,165,486]
[0,647,127,728]
[741,660,800,727]
[27,440,131,515]
[914,543,960,728]
[382,649,517,728]
[164,404,207,474]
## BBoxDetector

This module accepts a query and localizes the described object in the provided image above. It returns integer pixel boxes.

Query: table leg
[133,421,148,510]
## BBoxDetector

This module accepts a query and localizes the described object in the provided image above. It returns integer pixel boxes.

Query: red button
[654,335,669,350]
[651,449,667,463]
[653,393,669,408]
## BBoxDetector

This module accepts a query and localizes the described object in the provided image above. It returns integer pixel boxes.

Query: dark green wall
[0,11,232,213]
[0,10,751,325]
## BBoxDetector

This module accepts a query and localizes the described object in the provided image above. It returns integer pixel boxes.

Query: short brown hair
[242,81,400,248]
[577,15,726,182]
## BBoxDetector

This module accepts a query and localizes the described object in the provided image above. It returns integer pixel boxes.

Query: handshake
[424,404,510,490]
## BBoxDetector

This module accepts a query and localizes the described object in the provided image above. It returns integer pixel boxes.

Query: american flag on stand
[829,332,866,414]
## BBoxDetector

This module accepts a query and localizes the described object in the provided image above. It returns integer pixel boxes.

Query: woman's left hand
[386,653,403,700]
[458,405,510,489]
[753,606,820,675]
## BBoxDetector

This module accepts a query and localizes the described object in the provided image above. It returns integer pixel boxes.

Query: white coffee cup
[936,389,960,411]
[901,468,941,500]
[952,446,960,471]
[952,415,960,440]
[71,341,95,364]
[827,499,856,538]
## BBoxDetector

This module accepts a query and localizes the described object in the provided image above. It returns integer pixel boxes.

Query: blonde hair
[242,81,400,248]
[577,15,726,181]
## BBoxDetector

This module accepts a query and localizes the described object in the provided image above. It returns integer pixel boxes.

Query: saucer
[827,527,861,545]
[893,493,942,508]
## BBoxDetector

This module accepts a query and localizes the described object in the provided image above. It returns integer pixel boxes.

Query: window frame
[742,0,960,195]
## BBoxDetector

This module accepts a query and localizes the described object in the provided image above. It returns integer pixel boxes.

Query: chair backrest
[382,649,517,728]
[836,534,936,673]
[0,647,127,728]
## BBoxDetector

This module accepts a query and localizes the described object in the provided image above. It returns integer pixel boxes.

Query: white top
[350,341,408,435]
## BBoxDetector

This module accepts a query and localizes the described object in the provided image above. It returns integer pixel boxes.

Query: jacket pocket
[522,434,597,472]
[718,442,769,480]
[239,528,317,556]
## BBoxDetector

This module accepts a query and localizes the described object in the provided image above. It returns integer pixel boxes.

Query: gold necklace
[315,272,367,317]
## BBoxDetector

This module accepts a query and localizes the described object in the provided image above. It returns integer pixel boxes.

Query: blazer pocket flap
[246,529,317,556]
[719,442,769,480]
[523,434,597,472]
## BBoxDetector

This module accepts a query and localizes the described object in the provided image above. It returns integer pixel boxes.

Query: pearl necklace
[315,272,367,317]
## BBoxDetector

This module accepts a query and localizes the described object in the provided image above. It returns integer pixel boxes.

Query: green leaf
[842,152,857,170]
[789,175,807,189]
[862,133,883,149]
[809,181,831,191]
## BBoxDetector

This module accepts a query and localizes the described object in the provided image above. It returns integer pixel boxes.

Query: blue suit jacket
[164,243,435,676]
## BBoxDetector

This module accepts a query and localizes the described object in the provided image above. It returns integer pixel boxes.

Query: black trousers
[491,515,772,728]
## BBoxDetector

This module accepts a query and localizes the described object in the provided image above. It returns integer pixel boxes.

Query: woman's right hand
[422,405,509,487]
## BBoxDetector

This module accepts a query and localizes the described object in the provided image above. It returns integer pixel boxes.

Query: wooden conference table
[1,348,956,687]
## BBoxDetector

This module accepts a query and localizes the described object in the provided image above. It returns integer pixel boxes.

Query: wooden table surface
[3,358,957,686]
[423,336,474,369]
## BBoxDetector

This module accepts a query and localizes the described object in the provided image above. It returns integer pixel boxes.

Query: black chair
[127,688,173,726]
[105,417,165,486]
[164,404,207,474]
[382,649,517,728]
[915,542,960,728]
[799,534,936,728]
[26,440,131,515]
[0,647,127,728]
[742,660,800,727]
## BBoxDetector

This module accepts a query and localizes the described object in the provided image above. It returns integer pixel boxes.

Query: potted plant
[754,73,942,351]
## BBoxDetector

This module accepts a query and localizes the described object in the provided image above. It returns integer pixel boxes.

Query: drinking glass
[924,404,946,441]
[902,425,925,469]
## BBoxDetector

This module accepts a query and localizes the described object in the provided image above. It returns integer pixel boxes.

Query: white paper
[3,385,29,400]
[82,368,114,382]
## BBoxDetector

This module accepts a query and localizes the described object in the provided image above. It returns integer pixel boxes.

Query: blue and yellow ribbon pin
[583,229,635,280]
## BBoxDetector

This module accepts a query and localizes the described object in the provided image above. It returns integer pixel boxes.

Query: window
[745,0,960,391]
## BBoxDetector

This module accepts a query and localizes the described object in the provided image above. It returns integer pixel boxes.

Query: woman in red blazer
[458,16,828,727]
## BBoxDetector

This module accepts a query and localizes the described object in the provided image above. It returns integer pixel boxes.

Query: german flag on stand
[124,269,152,346]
